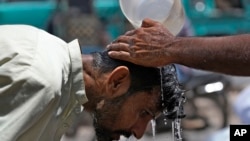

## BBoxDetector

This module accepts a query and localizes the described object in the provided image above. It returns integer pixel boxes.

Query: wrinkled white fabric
[0,25,88,141]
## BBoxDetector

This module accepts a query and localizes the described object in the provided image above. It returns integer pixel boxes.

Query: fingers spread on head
[108,51,133,62]
[115,36,131,43]
[107,42,130,51]
[141,18,159,27]
[125,30,136,36]
[116,36,142,46]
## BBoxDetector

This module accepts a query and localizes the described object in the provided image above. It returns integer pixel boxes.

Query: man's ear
[106,66,130,98]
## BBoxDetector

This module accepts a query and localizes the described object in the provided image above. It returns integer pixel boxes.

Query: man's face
[92,87,161,141]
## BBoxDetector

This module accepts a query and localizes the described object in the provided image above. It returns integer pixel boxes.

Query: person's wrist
[165,36,183,64]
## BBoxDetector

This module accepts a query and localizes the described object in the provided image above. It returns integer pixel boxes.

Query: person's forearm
[171,34,250,76]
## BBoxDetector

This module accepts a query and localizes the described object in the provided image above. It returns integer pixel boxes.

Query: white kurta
[0,25,88,141]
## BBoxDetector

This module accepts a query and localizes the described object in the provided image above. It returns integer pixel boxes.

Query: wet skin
[92,87,161,140]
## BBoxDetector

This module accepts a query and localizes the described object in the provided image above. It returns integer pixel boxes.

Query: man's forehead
[141,88,162,109]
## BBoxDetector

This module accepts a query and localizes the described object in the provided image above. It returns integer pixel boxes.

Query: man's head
[82,51,180,140]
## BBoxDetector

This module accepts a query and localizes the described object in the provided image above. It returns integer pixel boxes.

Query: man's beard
[93,120,131,141]
[93,94,132,141]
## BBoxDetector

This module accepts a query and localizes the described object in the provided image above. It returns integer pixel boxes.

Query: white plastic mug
[119,0,185,35]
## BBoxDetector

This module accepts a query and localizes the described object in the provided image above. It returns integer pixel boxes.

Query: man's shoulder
[0,24,40,34]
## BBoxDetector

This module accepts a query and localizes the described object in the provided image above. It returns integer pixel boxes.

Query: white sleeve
[0,25,61,140]
[0,25,87,141]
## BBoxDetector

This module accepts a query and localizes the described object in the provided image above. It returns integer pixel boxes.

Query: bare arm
[107,18,250,76]
[173,35,250,76]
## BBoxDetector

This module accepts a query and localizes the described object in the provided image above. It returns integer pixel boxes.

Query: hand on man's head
[107,18,176,67]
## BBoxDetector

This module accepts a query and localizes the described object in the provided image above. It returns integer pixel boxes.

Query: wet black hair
[91,51,161,93]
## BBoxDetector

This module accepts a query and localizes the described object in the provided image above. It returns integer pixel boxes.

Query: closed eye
[139,110,150,118]
[140,109,154,118]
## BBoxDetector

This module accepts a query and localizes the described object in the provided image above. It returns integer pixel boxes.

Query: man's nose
[131,119,150,139]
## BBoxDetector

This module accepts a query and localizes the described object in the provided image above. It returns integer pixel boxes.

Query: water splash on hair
[160,65,186,141]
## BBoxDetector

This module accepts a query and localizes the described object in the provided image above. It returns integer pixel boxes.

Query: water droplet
[151,119,156,141]
[127,135,137,141]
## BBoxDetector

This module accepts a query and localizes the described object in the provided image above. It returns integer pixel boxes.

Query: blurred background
[1,0,250,141]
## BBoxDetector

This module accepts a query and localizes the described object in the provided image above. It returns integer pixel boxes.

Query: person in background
[205,85,250,141]
[233,86,250,125]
